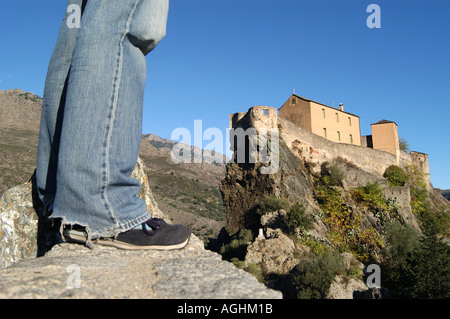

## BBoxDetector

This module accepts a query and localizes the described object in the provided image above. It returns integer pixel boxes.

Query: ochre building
[279,94,361,146]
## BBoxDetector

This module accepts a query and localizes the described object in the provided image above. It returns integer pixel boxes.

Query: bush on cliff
[289,251,344,299]
[285,202,313,235]
[315,176,384,262]
[219,228,254,261]
[351,181,398,226]
[256,195,290,215]
[384,165,409,187]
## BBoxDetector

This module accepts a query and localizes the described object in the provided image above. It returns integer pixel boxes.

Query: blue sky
[0,0,449,189]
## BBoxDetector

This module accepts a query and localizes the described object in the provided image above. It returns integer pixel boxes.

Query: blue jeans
[36,0,169,240]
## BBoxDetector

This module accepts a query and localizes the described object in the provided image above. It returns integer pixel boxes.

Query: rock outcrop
[0,239,281,299]
[0,182,38,268]
[245,232,298,276]
[326,275,368,299]
[220,139,323,237]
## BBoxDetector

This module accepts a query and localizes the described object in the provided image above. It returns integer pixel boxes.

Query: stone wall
[278,117,432,190]
[279,117,399,177]
[230,105,278,132]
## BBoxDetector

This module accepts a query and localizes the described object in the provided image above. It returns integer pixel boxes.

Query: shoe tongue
[145,218,161,230]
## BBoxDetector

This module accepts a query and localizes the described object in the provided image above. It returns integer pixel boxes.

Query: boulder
[326,275,368,299]
[245,232,298,275]
[0,183,38,268]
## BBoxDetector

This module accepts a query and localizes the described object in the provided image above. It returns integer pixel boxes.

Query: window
[337,131,341,141]
[291,97,296,104]
[349,134,353,144]
[335,113,339,122]
[263,109,268,115]
[348,117,352,126]
[323,128,327,138]
[322,109,325,119]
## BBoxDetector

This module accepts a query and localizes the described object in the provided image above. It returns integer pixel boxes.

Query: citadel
[230,93,431,190]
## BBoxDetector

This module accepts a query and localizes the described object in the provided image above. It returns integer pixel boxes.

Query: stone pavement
[0,234,282,299]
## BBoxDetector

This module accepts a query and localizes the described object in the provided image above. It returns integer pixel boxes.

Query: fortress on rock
[229,93,432,191]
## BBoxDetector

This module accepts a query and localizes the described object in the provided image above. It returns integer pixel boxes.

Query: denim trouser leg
[36,0,83,208]
[36,0,169,239]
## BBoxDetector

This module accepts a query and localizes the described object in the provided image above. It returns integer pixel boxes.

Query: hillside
[442,189,450,201]
[0,89,42,195]
[0,89,226,241]
[139,133,228,240]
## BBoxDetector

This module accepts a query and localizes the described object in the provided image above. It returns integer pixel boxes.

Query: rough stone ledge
[0,234,282,299]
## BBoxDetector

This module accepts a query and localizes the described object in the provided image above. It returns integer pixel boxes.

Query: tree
[396,227,450,298]
[399,137,410,152]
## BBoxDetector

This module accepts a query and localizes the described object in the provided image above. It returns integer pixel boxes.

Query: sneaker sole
[64,229,190,251]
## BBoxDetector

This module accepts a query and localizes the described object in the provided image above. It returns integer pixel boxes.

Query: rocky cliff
[216,106,450,299]
[220,139,324,239]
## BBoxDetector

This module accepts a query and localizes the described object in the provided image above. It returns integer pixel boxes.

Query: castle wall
[279,117,399,177]
[230,106,277,132]
[229,107,432,191]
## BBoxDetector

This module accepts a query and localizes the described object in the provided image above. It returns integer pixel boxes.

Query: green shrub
[321,161,345,187]
[351,182,397,225]
[289,251,344,299]
[301,238,332,256]
[352,182,386,210]
[404,165,448,234]
[220,228,254,260]
[231,258,264,282]
[384,165,409,187]
[256,195,290,215]
[285,203,313,235]
[382,220,420,267]
[399,137,410,152]
[315,177,384,262]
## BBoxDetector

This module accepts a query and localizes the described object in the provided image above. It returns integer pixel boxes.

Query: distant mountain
[0,89,226,241]
[140,133,228,239]
[442,189,450,201]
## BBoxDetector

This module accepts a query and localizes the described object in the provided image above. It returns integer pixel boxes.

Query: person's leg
[50,0,169,240]
[36,0,84,209]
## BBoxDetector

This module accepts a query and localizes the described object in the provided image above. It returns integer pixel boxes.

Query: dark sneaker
[63,218,191,251]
